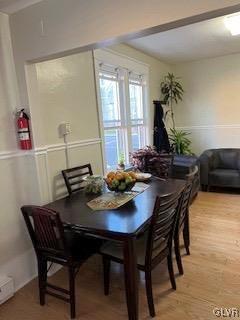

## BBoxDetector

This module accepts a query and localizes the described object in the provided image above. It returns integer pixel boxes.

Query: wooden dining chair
[62,163,93,195]
[100,191,181,317]
[174,165,199,275]
[21,205,101,319]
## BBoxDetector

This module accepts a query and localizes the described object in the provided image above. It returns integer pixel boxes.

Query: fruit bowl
[105,171,137,193]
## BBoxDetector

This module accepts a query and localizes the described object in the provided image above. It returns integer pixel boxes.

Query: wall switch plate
[58,122,71,137]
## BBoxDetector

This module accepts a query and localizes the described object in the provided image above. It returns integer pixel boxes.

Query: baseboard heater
[0,276,14,304]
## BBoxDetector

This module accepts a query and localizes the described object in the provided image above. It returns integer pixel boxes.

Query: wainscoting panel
[0,154,40,292]
[0,138,103,292]
[35,138,103,202]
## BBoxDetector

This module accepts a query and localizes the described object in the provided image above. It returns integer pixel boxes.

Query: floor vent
[0,276,14,304]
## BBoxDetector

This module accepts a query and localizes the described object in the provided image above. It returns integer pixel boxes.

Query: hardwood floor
[1,191,240,320]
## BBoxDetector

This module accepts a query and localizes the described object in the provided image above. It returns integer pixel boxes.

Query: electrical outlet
[58,122,71,137]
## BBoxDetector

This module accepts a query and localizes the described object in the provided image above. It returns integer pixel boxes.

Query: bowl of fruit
[105,171,137,192]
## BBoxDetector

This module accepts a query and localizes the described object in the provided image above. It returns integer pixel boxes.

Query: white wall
[0,13,19,151]
[35,51,100,146]
[0,13,40,291]
[27,51,103,201]
[174,53,240,155]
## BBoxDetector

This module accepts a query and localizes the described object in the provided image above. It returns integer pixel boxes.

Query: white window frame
[94,48,150,173]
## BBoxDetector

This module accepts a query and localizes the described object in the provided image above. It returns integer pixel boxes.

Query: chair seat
[209,169,240,187]
[65,230,102,261]
[100,232,167,267]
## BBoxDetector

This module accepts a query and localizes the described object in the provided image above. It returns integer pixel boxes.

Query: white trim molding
[176,124,240,131]
[35,138,102,154]
[94,48,149,74]
[0,149,34,160]
[0,138,102,160]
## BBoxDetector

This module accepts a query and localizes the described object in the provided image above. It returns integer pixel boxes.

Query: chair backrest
[146,153,173,179]
[21,205,67,258]
[177,165,198,230]
[146,191,181,266]
[62,163,93,195]
[216,149,239,170]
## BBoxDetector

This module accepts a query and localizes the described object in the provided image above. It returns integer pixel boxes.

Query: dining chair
[147,153,174,179]
[21,205,101,319]
[100,191,182,317]
[62,163,93,195]
[174,165,199,275]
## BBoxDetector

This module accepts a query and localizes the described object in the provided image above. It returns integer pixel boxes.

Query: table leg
[123,237,139,320]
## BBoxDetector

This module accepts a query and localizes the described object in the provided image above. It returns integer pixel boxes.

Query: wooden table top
[45,178,186,238]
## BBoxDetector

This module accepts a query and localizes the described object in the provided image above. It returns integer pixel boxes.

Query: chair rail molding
[0,149,34,160]
[0,138,102,160]
[176,124,240,131]
[36,137,102,203]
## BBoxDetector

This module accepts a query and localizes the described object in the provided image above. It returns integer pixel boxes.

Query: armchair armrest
[199,150,215,186]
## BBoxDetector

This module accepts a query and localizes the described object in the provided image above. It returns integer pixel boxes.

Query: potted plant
[161,72,184,130]
[161,73,193,155]
[169,128,193,155]
[117,152,125,170]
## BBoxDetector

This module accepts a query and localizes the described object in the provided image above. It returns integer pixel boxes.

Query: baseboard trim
[0,249,63,296]
[0,249,37,293]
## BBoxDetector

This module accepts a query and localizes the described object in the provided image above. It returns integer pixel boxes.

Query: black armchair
[199,149,240,190]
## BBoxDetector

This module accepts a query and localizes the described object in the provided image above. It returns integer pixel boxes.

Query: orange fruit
[129,171,136,179]
[115,173,123,180]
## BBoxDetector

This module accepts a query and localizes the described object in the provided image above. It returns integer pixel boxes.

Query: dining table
[45,177,186,320]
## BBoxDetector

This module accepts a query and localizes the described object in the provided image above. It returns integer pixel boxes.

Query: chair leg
[102,256,111,295]
[167,252,176,290]
[68,266,76,319]
[38,258,47,306]
[174,235,184,275]
[145,270,155,317]
[183,213,190,255]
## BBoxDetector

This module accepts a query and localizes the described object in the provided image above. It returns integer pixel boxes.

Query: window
[99,72,124,168]
[95,53,149,171]
[129,77,146,151]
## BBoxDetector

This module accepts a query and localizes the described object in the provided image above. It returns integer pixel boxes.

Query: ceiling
[0,0,42,14]
[127,14,240,64]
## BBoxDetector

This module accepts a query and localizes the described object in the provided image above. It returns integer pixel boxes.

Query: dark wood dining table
[45,177,186,320]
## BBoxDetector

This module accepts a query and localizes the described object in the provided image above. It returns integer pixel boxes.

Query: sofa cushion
[217,150,238,170]
[209,169,240,187]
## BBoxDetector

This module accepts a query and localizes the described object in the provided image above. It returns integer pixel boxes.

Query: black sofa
[199,148,240,190]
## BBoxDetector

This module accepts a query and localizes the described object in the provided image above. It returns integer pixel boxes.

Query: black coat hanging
[153,100,171,153]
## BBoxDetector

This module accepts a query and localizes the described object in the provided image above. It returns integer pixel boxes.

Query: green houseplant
[161,72,184,130]
[161,73,193,155]
[117,152,125,170]
[169,128,193,155]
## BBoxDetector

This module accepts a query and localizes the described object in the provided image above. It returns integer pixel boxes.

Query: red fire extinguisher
[17,109,32,150]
